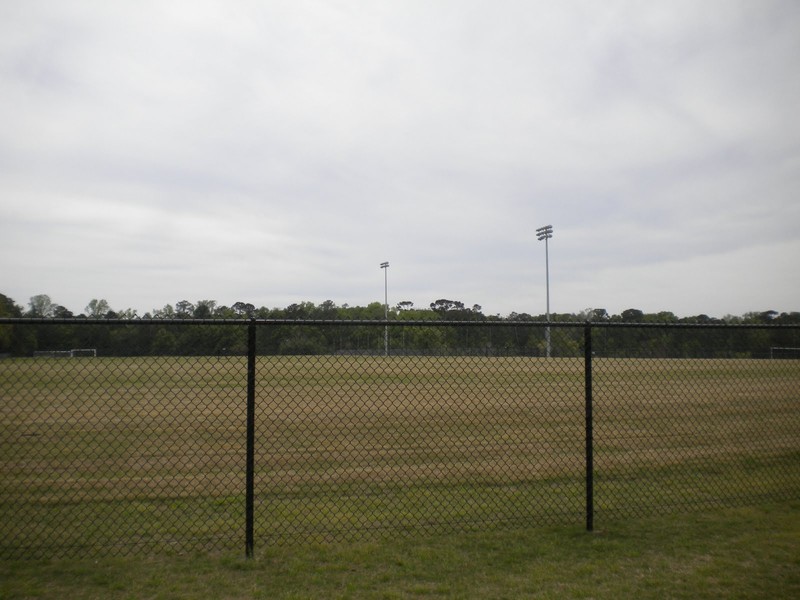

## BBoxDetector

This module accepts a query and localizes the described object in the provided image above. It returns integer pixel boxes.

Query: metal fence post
[584,322,594,532]
[246,320,256,557]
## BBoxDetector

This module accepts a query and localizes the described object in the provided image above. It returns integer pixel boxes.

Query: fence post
[584,322,594,532]
[246,320,256,557]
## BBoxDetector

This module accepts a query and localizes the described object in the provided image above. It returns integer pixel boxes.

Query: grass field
[2,502,799,598]
[1,355,798,559]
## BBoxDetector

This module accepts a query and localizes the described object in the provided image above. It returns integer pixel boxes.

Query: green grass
[2,501,798,599]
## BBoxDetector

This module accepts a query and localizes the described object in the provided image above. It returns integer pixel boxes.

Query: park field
[0,355,798,557]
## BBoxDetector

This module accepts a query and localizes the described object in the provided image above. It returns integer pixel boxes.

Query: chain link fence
[0,319,798,558]
[591,325,800,522]
[1,351,249,557]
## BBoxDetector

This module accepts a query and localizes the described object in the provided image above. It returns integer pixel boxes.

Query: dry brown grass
[0,355,797,554]
[2,356,797,496]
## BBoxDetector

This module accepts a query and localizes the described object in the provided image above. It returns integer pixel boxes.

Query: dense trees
[0,291,798,358]
[6,291,797,326]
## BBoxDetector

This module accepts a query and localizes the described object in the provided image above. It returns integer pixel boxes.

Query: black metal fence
[0,319,798,558]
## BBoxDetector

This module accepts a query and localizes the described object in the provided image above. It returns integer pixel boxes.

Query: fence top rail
[1,317,798,330]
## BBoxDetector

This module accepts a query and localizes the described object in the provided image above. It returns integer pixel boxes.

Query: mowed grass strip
[0,355,798,556]
[2,501,798,599]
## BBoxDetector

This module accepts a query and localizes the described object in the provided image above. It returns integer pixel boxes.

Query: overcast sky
[2,1,798,318]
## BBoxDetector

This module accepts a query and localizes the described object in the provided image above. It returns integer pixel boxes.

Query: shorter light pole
[380,261,389,356]
[536,225,553,358]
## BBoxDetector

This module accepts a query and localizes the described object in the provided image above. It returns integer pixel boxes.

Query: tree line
[1,292,798,358]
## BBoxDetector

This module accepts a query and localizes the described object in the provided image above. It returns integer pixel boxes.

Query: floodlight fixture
[536,224,553,241]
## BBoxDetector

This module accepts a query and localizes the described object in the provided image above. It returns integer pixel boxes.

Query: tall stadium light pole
[380,261,389,356]
[536,225,553,358]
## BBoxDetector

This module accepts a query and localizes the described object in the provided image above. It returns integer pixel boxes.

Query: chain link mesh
[0,320,797,557]
[592,326,800,520]
[1,340,248,557]
[255,352,584,544]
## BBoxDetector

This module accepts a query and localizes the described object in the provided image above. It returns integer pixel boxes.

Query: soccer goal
[33,349,97,358]
[769,347,800,359]
[33,350,72,358]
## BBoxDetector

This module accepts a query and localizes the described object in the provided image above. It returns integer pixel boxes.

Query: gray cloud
[1,1,799,317]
